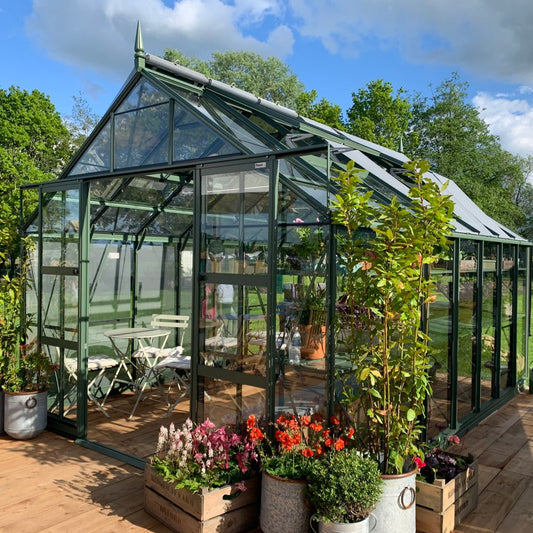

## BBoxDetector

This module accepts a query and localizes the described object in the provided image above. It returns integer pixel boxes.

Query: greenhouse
[21,26,531,467]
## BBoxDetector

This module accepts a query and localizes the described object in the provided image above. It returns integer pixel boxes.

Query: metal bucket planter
[0,390,4,435]
[260,472,312,533]
[372,469,417,533]
[4,390,48,440]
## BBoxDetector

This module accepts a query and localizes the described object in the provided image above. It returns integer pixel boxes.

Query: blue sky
[3,0,533,160]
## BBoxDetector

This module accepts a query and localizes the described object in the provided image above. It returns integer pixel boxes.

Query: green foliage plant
[331,159,454,475]
[0,236,50,392]
[307,449,383,524]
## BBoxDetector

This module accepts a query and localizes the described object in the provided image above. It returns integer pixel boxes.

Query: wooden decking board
[476,464,500,493]
[3,392,533,532]
[495,478,533,533]
[455,471,529,531]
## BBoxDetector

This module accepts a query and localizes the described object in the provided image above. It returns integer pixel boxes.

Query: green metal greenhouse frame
[21,24,532,467]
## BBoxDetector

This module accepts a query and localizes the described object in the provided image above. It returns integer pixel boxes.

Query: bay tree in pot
[331,160,454,532]
[307,448,383,533]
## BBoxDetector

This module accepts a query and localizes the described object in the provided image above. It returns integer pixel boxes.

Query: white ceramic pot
[311,514,377,533]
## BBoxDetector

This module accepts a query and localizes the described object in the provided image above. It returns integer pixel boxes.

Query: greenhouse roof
[49,24,526,243]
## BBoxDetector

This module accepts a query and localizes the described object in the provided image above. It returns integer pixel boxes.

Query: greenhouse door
[40,183,86,437]
[194,159,275,425]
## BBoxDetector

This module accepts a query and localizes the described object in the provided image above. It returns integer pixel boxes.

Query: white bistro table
[104,327,170,419]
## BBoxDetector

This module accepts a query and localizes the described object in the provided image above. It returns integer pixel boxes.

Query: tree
[409,74,526,231]
[64,92,100,150]
[0,86,72,267]
[164,49,304,109]
[346,80,413,151]
[295,89,345,130]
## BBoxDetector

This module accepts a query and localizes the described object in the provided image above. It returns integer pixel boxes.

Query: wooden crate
[416,455,478,533]
[144,465,260,533]
[416,484,478,533]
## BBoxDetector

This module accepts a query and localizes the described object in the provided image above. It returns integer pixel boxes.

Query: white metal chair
[63,352,119,417]
[143,314,191,413]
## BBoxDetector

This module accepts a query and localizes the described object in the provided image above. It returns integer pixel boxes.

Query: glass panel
[275,360,326,417]
[91,206,153,234]
[114,103,169,169]
[88,241,132,327]
[457,240,478,421]
[207,102,270,153]
[200,282,267,378]
[516,247,527,387]
[201,168,269,275]
[173,100,240,161]
[117,78,169,113]
[42,189,80,267]
[200,378,266,425]
[500,244,514,392]
[481,242,498,404]
[427,269,453,438]
[136,242,177,326]
[69,121,111,176]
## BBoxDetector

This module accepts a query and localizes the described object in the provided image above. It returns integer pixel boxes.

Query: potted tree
[0,235,49,439]
[3,340,53,439]
[299,282,327,360]
[307,448,383,533]
[331,159,454,533]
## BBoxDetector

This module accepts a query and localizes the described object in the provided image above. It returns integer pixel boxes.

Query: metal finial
[134,20,145,71]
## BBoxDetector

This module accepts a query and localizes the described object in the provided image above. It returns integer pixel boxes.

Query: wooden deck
[2,392,533,532]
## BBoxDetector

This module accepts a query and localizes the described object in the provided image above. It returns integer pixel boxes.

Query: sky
[3,0,533,162]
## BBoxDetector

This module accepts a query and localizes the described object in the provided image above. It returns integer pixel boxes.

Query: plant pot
[144,465,260,533]
[301,325,326,360]
[0,390,4,435]
[416,454,478,533]
[4,390,48,440]
[372,468,417,533]
[311,514,377,533]
[260,472,312,533]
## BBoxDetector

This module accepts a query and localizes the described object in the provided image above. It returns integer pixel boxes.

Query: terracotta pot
[301,324,326,360]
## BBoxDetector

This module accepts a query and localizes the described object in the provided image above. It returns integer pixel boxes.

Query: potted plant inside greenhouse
[298,281,327,360]
[145,417,262,533]
[307,448,383,533]
[331,159,455,533]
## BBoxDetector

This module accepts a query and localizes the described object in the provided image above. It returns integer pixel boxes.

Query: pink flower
[447,435,460,445]
[293,218,304,223]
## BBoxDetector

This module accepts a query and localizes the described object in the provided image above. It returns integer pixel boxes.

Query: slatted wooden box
[416,454,478,533]
[144,465,260,533]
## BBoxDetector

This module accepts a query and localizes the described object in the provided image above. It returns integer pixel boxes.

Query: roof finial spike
[134,20,145,71]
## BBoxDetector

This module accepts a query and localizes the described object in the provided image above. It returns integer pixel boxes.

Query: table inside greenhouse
[104,327,171,419]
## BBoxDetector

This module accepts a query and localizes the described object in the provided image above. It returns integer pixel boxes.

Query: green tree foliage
[164,49,343,128]
[409,73,527,231]
[0,86,72,265]
[64,91,100,150]
[164,49,304,109]
[295,89,344,129]
[346,79,413,151]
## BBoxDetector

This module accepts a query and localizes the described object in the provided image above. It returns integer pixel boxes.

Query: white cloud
[288,0,533,86]
[473,92,533,157]
[25,0,293,81]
